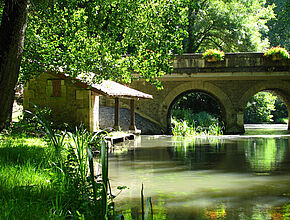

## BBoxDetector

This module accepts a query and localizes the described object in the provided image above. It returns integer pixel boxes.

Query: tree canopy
[21,0,185,87]
[182,0,275,52]
[19,0,278,84]
[265,0,290,50]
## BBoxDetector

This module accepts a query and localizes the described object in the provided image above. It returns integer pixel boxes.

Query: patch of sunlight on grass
[0,164,50,187]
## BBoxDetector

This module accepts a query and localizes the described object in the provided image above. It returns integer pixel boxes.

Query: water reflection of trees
[244,138,288,173]
[171,137,226,170]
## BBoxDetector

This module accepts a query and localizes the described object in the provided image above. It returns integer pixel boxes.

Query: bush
[264,46,289,60]
[244,92,276,123]
[202,49,225,61]
[1,105,112,219]
[171,110,223,136]
[244,92,288,124]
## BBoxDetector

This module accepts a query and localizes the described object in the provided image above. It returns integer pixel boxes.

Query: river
[109,125,290,219]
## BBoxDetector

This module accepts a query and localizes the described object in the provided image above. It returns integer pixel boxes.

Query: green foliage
[264,46,289,59]
[0,106,112,219]
[244,91,289,124]
[182,0,275,52]
[171,91,223,136]
[272,97,288,123]
[0,1,4,24]
[265,0,290,50]
[2,0,277,89]
[173,109,220,128]
[20,0,185,87]
[244,92,277,123]
[171,111,223,136]
[202,49,225,61]
[7,106,52,136]
[173,92,222,116]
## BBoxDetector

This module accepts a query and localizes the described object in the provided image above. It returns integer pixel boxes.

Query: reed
[0,105,112,219]
[171,117,223,136]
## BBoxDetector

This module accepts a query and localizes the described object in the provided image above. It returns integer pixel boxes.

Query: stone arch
[240,80,290,129]
[158,81,237,133]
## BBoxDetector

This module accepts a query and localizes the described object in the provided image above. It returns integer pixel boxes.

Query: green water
[109,127,290,219]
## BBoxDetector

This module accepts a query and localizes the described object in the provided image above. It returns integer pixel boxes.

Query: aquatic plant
[171,110,224,136]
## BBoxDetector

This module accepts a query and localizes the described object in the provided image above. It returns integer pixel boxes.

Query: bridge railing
[172,52,290,74]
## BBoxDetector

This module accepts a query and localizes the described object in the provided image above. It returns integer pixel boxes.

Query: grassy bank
[0,135,62,219]
[1,106,112,219]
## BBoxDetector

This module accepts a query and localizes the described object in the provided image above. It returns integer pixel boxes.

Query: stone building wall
[23,73,99,131]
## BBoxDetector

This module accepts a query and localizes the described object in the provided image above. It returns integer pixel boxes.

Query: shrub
[244,92,276,123]
[202,49,225,62]
[171,110,223,136]
[264,46,289,60]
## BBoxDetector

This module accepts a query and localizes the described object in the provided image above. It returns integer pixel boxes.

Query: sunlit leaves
[182,0,275,52]
[244,92,276,123]
[265,0,290,50]
[21,0,185,88]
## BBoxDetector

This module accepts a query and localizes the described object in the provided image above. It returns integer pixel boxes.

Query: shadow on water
[109,125,290,219]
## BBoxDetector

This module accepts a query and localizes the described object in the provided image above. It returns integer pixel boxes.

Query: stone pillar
[129,99,137,131]
[224,110,245,134]
[93,95,99,132]
[113,97,121,131]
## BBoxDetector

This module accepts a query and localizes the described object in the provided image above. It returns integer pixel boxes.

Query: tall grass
[0,136,57,219]
[0,106,112,219]
[171,110,223,136]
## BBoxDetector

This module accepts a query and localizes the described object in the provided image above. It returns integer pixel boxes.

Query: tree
[244,92,276,123]
[0,0,185,131]
[173,92,222,116]
[265,0,290,50]
[182,0,275,52]
[0,0,28,131]
[21,0,185,84]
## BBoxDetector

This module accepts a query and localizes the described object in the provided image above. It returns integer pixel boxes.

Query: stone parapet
[173,52,290,74]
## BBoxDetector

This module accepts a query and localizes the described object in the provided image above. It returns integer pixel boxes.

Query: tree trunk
[0,0,28,131]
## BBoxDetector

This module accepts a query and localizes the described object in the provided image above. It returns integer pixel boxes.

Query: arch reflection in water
[244,138,288,173]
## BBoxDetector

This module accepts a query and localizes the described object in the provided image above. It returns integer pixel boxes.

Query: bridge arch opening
[167,90,226,134]
[243,90,289,129]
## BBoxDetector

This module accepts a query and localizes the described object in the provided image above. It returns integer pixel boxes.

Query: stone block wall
[23,73,98,131]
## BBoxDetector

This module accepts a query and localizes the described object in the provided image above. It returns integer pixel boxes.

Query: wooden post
[113,97,120,131]
[129,99,137,131]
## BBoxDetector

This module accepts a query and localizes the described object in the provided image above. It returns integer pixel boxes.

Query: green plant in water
[171,110,223,136]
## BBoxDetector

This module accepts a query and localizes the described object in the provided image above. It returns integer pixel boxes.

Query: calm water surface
[109,126,290,219]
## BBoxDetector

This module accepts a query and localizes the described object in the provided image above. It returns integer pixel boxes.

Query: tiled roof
[49,72,153,99]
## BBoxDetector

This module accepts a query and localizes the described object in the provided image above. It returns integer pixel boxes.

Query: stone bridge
[106,53,290,134]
